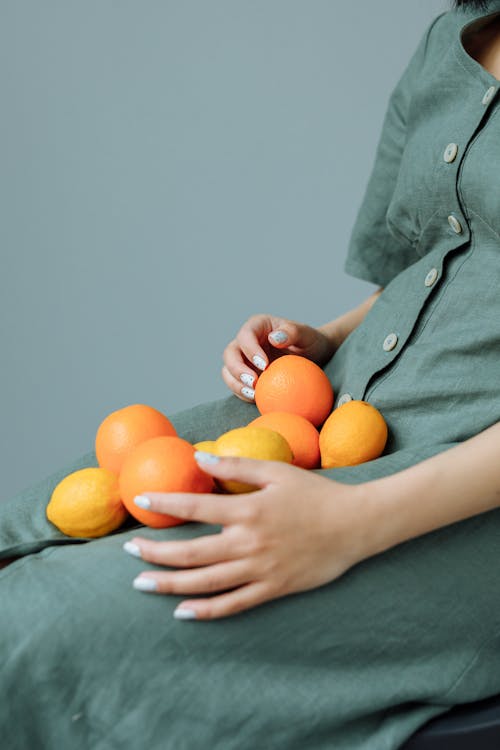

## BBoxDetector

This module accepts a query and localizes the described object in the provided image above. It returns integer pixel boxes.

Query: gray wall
[1,0,447,500]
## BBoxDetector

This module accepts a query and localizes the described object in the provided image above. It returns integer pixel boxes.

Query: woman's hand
[222,315,336,402]
[123,454,369,621]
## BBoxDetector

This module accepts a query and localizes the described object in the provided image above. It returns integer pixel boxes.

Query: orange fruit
[249,412,320,470]
[254,354,334,427]
[213,426,293,493]
[119,436,214,528]
[46,467,128,538]
[95,404,176,475]
[319,400,388,469]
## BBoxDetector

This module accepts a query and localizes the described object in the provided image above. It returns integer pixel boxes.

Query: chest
[385,44,500,253]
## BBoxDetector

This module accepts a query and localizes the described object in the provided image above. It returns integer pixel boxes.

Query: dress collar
[455,2,500,85]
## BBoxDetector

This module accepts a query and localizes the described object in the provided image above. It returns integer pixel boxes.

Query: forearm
[360,420,500,558]
[318,287,383,350]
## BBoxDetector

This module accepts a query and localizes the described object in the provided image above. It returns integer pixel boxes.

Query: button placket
[357,74,499,408]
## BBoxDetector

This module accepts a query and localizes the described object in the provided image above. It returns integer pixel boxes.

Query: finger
[268,321,316,352]
[195,453,294,489]
[125,529,242,568]
[174,581,272,621]
[133,559,252,596]
[236,319,271,372]
[267,328,291,348]
[223,340,259,387]
[133,489,251,525]
[221,365,255,402]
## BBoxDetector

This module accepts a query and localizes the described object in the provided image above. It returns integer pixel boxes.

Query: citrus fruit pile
[46,354,388,538]
[46,404,213,537]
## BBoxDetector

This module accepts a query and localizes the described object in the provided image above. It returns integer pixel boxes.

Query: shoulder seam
[423,11,450,58]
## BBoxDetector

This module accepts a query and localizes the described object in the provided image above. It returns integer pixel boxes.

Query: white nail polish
[174,607,198,620]
[252,355,267,371]
[123,541,142,558]
[240,372,255,387]
[134,495,151,509]
[133,577,158,592]
[241,386,255,400]
[194,450,220,465]
[269,331,288,344]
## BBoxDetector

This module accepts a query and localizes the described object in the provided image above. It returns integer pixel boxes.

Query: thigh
[169,393,258,443]
[1,499,500,750]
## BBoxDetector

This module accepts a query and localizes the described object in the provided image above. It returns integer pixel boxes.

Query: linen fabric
[2,4,500,749]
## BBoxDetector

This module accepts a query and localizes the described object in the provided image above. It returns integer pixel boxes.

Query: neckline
[455,7,500,85]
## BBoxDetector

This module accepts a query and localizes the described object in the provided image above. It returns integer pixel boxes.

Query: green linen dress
[2,5,500,749]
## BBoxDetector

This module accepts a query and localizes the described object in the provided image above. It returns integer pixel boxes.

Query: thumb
[267,321,317,351]
[194,451,289,489]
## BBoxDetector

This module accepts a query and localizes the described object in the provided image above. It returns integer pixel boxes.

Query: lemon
[193,440,217,453]
[214,426,293,493]
[46,467,129,538]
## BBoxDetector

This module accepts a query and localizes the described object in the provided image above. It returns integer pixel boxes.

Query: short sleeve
[344,13,445,287]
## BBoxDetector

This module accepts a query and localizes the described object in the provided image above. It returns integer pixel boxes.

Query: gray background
[1,0,447,500]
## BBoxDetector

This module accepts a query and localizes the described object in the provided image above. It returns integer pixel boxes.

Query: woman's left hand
[124,455,369,621]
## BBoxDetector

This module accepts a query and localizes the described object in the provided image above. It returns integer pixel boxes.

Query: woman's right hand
[222,314,337,402]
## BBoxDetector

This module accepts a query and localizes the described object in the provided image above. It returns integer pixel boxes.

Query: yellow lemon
[46,467,129,538]
[193,440,217,453]
[214,426,293,494]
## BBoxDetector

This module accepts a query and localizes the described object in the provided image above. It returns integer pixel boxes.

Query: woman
[2,1,500,747]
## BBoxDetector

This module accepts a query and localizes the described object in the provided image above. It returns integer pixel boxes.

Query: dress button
[383,333,398,352]
[482,86,497,105]
[448,214,463,234]
[425,267,439,287]
[337,393,353,407]
[443,143,458,163]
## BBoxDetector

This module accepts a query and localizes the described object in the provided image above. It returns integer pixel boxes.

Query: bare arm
[319,287,383,350]
[360,419,500,558]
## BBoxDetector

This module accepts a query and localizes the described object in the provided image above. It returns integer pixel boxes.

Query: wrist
[346,477,406,563]
[321,481,389,569]
[317,321,344,355]
[349,452,473,561]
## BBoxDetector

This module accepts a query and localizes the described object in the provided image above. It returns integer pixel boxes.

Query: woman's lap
[2,395,500,749]
[0,394,467,560]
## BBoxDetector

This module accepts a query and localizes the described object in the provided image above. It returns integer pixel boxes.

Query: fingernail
[134,495,151,509]
[123,541,142,558]
[240,372,255,387]
[252,355,267,371]
[194,451,220,465]
[269,331,288,344]
[133,576,158,592]
[241,386,255,400]
[174,607,198,620]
